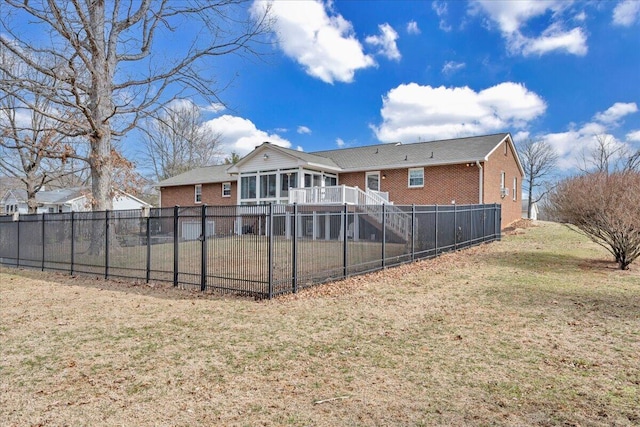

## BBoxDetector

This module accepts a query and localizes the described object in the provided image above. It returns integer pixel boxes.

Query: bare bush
[547,171,640,270]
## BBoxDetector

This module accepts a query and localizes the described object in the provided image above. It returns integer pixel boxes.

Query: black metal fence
[0,203,501,299]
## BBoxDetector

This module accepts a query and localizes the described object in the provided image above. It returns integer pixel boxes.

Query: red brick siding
[160,182,235,208]
[340,164,480,205]
[483,139,522,228]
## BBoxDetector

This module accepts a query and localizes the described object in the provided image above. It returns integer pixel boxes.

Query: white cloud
[250,0,375,84]
[613,0,640,26]
[442,60,466,75]
[202,115,292,155]
[432,1,452,32]
[297,125,312,134]
[373,82,546,143]
[336,137,346,147]
[406,21,421,35]
[519,26,587,56]
[202,102,226,113]
[543,129,633,170]
[593,102,638,124]
[471,0,588,56]
[627,130,640,141]
[365,23,401,61]
[533,103,639,170]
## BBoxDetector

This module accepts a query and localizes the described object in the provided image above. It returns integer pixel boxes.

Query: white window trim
[408,167,424,188]
[194,184,202,204]
[512,177,517,201]
[222,182,231,198]
[365,171,381,191]
[500,171,505,189]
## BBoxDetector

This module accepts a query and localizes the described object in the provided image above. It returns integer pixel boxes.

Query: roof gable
[227,142,340,174]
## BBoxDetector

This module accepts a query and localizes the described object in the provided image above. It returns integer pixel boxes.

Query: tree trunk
[527,176,533,219]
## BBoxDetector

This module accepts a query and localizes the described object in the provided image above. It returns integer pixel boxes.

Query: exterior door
[366,171,380,191]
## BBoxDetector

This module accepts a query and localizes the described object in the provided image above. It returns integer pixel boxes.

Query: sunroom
[227,142,341,205]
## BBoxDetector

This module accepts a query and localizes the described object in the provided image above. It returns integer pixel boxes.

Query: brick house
[158,133,523,229]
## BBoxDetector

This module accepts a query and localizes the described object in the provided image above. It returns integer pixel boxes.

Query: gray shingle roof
[9,187,90,204]
[313,133,510,171]
[157,164,233,187]
[156,133,514,186]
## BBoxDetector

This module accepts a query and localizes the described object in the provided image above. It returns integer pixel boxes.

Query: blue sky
[180,0,639,173]
[3,0,638,175]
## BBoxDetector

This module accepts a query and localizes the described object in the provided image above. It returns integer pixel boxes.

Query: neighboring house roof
[1,187,151,207]
[5,187,89,205]
[158,133,524,186]
[157,164,234,187]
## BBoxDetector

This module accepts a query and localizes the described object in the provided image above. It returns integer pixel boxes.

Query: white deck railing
[289,185,410,239]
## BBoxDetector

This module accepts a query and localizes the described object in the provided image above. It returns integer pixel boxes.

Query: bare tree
[547,171,640,270]
[142,101,221,181]
[518,138,559,219]
[0,72,87,212]
[580,134,640,174]
[0,1,271,210]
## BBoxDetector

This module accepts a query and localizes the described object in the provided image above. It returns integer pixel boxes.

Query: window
[512,177,517,201]
[280,172,297,197]
[408,168,424,188]
[194,184,202,203]
[260,174,277,198]
[500,172,506,189]
[222,182,231,197]
[241,176,256,199]
[366,171,380,191]
[324,176,337,186]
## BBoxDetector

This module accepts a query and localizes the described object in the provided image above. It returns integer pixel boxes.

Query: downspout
[476,161,483,204]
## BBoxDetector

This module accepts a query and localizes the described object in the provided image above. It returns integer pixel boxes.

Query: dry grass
[1,221,638,426]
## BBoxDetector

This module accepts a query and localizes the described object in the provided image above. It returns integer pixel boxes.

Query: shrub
[547,171,640,270]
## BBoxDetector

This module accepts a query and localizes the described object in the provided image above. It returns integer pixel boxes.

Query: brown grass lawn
[1,221,639,426]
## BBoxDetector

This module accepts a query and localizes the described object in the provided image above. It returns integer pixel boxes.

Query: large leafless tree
[518,138,559,219]
[580,134,640,174]
[142,101,221,182]
[0,0,270,210]
[0,54,87,213]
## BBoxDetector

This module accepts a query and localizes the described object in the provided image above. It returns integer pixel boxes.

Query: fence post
[173,206,179,287]
[267,203,274,299]
[16,214,20,268]
[497,203,502,241]
[381,203,386,269]
[343,203,348,279]
[292,203,298,294]
[470,205,474,248]
[41,213,46,271]
[145,209,151,284]
[105,210,109,279]
[434,205,438,257]
[70,211,75,275]
[411,204,415,262]
[201,204,207,292]
[482,204,486,243]
[454,203,457,251]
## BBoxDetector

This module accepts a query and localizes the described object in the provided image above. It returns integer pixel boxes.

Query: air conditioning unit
[500,187,509,197]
